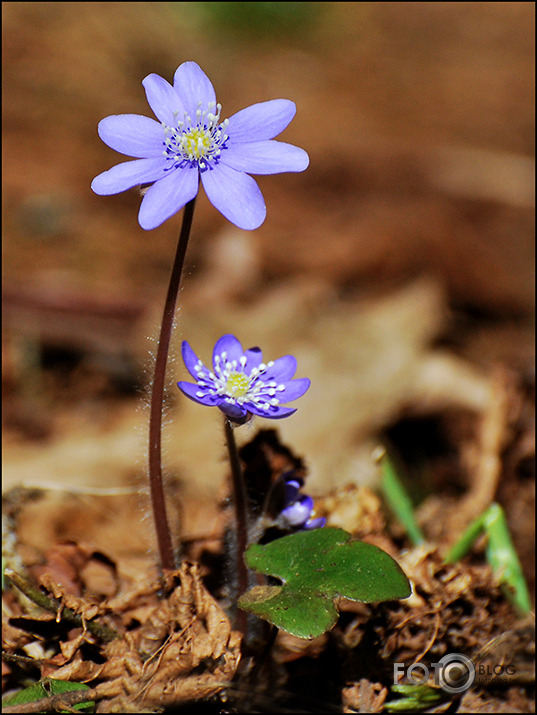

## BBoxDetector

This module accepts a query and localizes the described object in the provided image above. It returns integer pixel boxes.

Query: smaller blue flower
[177,334,310,423]
[279,479,326,531]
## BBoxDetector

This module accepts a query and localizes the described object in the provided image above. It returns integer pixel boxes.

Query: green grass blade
[379,451,426,546]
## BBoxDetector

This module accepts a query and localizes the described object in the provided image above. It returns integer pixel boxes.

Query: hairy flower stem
[149,197,196,573]
[224,417,249,636]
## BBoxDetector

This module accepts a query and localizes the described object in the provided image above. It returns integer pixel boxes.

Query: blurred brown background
[2,3,534,565]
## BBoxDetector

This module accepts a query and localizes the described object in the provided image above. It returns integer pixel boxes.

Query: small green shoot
[445,502,531,615]
[238,527,411,639]
[378,449,530,616]
[384,683,445,712]
[2,678,94,712]
[378,451,426,546]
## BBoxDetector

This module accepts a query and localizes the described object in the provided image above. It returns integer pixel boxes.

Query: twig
[447,367,511,541]
[2,684,104,714]
[1,651,44,668]
[4,569,120,643]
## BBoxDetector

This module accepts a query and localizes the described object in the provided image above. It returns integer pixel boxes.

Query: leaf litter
[3,391,534,711]
[2,273,534,712]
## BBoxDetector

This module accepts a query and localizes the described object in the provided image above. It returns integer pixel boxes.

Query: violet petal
[261,355,297,382]
[227,99,297,142]
[177,381,219,406]
[142,73,185,126]
[173,61,217,119]
[222,140,309,175]
[138,165,199,230]
[213,334,244,368]
[97,114,165,158]
[201,163,266,230]
[91,157,168,195]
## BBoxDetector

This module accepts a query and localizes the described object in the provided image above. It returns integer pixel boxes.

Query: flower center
[193,351,286,412]
[180,128,212,160]
[163,102,229,171]
[225,371,251,398]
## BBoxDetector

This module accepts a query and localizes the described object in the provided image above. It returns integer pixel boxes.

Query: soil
[2,3,535,713]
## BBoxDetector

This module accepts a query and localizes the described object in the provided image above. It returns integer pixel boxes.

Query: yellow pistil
[226,372,250,398]
[180,128,212,160]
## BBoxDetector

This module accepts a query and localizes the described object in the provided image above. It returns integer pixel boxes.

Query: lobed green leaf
[239,527,411,639]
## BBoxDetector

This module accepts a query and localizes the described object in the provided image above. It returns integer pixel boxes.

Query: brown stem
[224,417,249,636]
[2,684,106,713]
[2,651,46,668]
[148,197,196,573]
[5,569,119,642]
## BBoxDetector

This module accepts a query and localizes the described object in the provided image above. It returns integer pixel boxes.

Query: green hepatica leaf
[238,527,411,639]
[2,678,94,711]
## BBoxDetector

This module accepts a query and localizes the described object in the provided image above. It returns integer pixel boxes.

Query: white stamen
[162,101,229,167]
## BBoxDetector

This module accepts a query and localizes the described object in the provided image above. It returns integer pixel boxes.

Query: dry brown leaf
[273,631,329,664]
[38,573,101,621]
[315,484,386,537]
[459,687,533,713]
[41,648,108,682]
[447,367,516,540]
[45,561,242,710]
[377,546,516,664]
[1,616,34,652]
[31,542,89,598]
[58,630,90,663]
[342,679,388,713]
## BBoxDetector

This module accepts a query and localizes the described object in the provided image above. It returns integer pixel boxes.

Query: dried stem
[148,198,197,573]
[2,684,106,713]
[224,417,249,636]
[1,652,45,668]
[5,569,119,643]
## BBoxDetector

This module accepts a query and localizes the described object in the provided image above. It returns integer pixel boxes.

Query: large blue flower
[91,61,309,230]
[177,334,310,422]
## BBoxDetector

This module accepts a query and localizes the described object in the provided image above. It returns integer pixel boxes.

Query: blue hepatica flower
[91,61,309,231]
[279,478,326,531]
[177,334,310,423]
